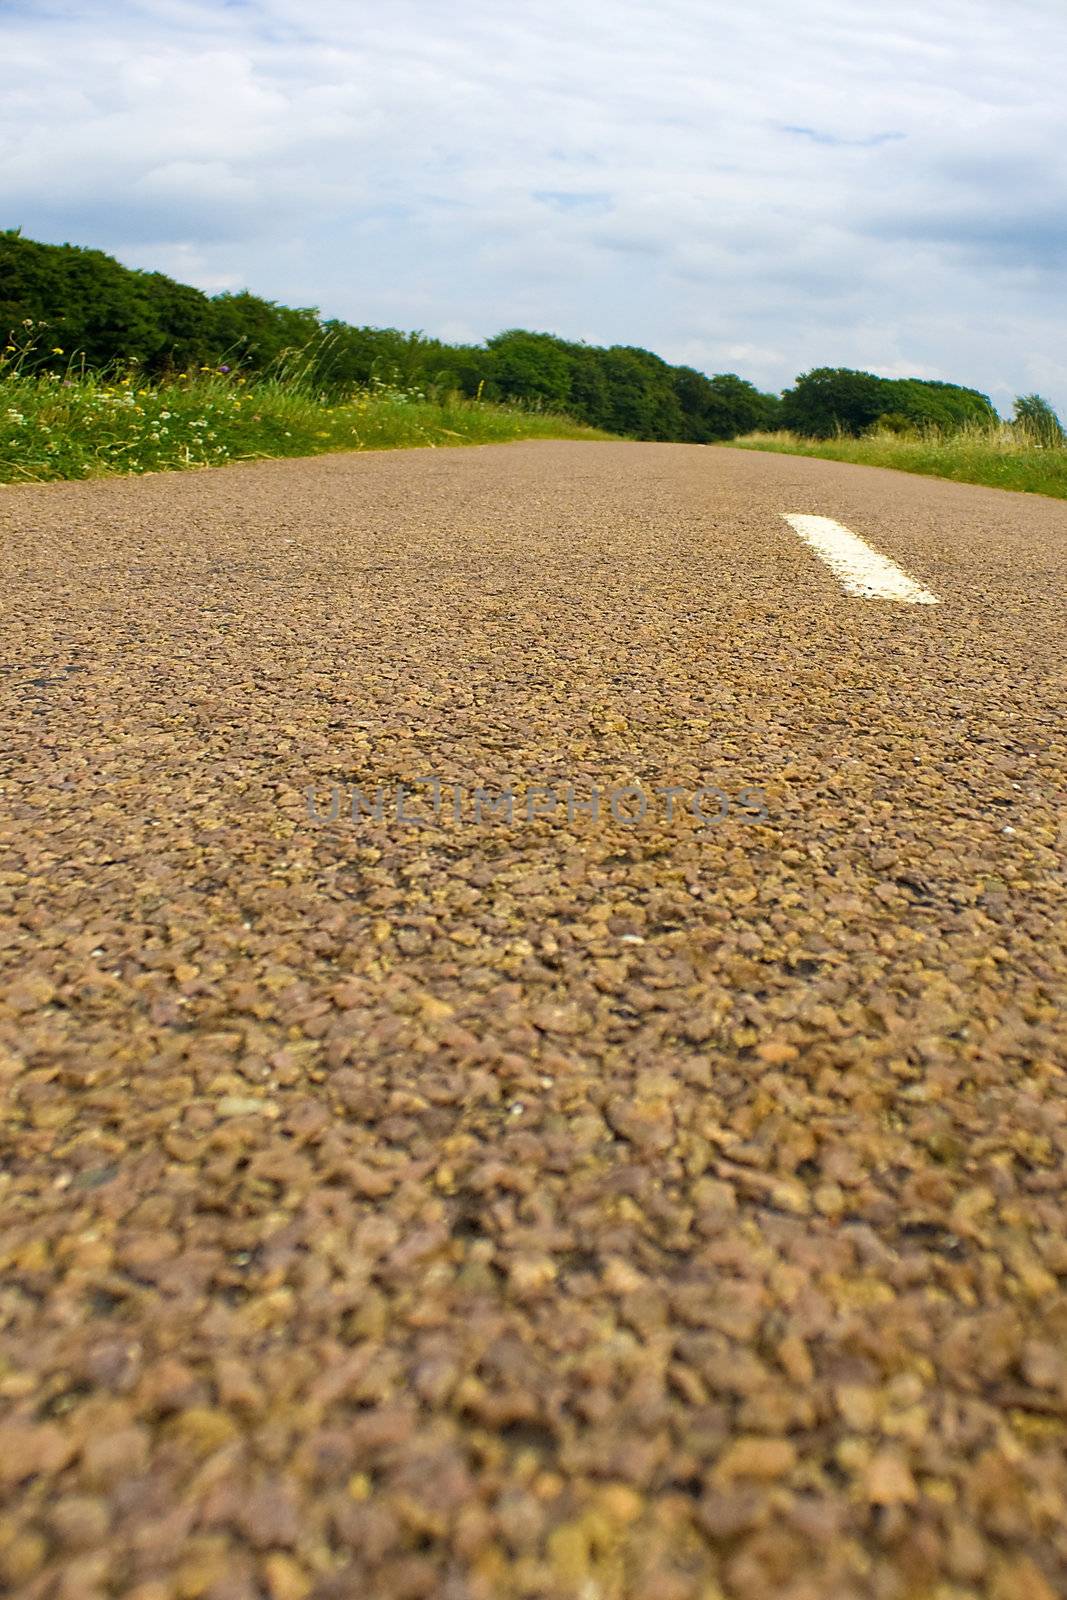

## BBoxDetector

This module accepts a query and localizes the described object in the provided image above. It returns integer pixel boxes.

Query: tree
[780,367,995,437]
[596,346,684,439]
[142,273,216,371]
[486,330,572,409]
[1013,393,1065,447]
[209,292,321,373]
[1,234,168,369]
[676,371,782,440]
[780,368,892,437]
[566,343,611,426]
[886,377,994,431]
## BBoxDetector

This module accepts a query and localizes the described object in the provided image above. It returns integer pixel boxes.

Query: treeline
[0,231,779,441]
[1,228,1014,443]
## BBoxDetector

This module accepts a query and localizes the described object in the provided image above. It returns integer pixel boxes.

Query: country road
[1,440,1065,1600]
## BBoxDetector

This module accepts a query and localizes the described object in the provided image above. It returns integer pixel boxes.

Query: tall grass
[728,419,1067,500]
[0,333,611,485]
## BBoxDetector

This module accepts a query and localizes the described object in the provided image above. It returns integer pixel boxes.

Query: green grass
[728,424,1067,500]
[0,367,612,485]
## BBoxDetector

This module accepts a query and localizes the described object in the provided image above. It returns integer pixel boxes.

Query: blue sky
[3,0,1065,414]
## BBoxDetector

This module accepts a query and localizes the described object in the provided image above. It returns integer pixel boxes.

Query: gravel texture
[1,440,1065,1600]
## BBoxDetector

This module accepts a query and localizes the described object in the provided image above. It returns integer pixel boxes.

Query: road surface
[1,441,1065,1600]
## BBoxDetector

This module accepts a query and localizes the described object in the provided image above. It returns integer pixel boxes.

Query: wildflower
[52,347,64,355]
[220,364,231,373]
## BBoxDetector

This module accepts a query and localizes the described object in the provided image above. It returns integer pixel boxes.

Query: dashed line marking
[782,514,940,605]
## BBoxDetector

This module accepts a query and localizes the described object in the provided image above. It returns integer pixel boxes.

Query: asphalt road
[1,441,1065,1600]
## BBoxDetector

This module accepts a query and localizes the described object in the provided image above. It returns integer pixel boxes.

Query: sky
[3,0,1066,414]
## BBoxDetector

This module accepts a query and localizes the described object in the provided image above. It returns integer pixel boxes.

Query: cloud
[533,192,614,214]
[781,126,905,149]
[2,0,1065,413]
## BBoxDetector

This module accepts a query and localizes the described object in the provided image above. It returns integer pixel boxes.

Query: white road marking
[781,514,940,605]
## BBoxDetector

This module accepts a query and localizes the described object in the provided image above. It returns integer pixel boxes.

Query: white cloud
[2,0,1065,413]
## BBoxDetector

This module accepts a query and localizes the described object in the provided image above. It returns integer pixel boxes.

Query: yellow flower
[52,347,65,354]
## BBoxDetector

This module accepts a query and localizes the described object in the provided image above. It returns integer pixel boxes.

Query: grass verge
[728,426,1067,500]
[0,370,612,484]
